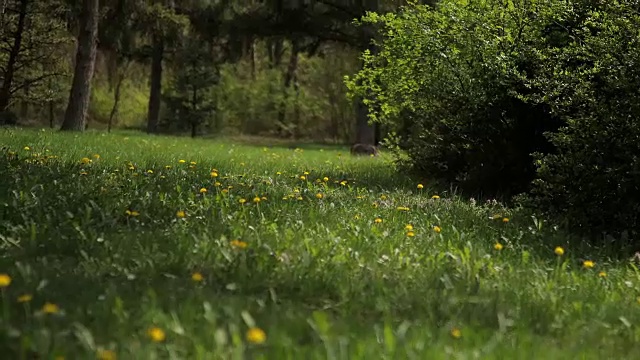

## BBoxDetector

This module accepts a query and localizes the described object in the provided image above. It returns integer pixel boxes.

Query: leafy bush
[347,1,567,197]
[350,0,640,241]
[522,1,640,240]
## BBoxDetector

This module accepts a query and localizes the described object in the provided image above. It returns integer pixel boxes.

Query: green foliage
[1,129,640,358]
[162,34,219,136]
[521,1,640,240]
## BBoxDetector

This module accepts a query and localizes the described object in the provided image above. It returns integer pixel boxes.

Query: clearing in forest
[0,129,639,359]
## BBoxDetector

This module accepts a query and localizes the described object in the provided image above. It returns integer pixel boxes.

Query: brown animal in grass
[350,143,379,157]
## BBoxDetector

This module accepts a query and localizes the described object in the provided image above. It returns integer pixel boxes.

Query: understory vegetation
[1,129,640,359]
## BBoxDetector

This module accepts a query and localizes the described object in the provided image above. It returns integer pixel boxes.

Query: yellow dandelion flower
[93,154,101,159]
[432,195,440,199]
[176,210,186,218]
[246,327,267,344]
[178,159,186,164]
[261,196,267,201]
[433,226,442,233]
[210,171,218,178]
[214,182,221,187]
[80,171,88,176]
[303,171,309,175]
[405,224,414,231]
[24,146,30,151]
[276,171,282,175]
[494,243,504,251]
[199,188,207,194]
[583,260,595,269]
[417,184,424,189]
[80,157,91,164]
[0,273,12,288]
[146,169,153,174]
[598,271,607,278]
[190,161,196,165]
[554,246,564,256]
[323,177,329,182]
[97,349,116,360]
[239,198,247,204]
[147,327,165,342]
[316,193,323,199]
[502,217,510,223]
[253,197,261,203]
[450,328,462,339]
[191,272,204,282]
[406,231,415,237]
[299,175,306,180]
[340,180,347,186]
[165,165,171,169]
[380,194,388,200]
[230,240,248,249]
[42,302,59,314]
[221,189,229,194]
[17,294,32,303]
[374,218,383,224]
[372,202,379,208]
[397,206,410,211]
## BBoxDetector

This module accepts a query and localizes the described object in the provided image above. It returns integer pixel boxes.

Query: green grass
[1,128,640,359]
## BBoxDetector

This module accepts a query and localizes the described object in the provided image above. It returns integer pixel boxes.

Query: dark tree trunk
[60,0,99,132]
[108,73,124,133]
[267,37,284,69]
[0,0,29,113]
[354,0,378,145]
[277,40,300,136]
[146,35,164,134]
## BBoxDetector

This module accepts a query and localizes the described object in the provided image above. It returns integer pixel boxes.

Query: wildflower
[253,197,261,203]
[239,198,247,204]
[316,193,323,199]
[299,175,306,181]
[178,159,186,164]
[261,196,267,201]
[230,240,248,249]
[24,146,30,151]
[417,184,424,189]
[176,210,186,218]
[432,195,440,199]
[0,273,11,288]
[221,189,229,194]
[93,154,101,159]
[80,171,88,176]
[340,180,347,186]
[494,243,503,251]
[191,272,204,282]
[405,224,414,231]
[372,202,379,208]
[491,214,502,220]
[397,206,410,211]
[190,161,197,165]
[147,327,166,342]
[502,217,510,223]
[297,196,303,201]
[406,231,415,237]
[323,177,329,182]
[374,218,383,224]
[380,195,387,200]
[17,294,32,303]
[125,210,140,217]
[583,260,595,269]
[210,171,218,178]
[165,165,171,169]
[554,247,564,256]
[433,226,442,233]
[598,271,607,278]
[303,171,309,175]
[80,157,91,164]
[450,328,462,339]
[199,188,207,194]
[246,327,267,344]
[42,302,59,314]
[97,349,116,360]
[276,171,282,175]
[214,182,221,187]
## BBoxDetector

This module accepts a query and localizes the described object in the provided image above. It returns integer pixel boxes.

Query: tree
[0,0,70,124]
[60,0,100,131]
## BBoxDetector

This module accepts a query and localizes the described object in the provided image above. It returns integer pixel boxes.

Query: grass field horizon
[2,128,640,359]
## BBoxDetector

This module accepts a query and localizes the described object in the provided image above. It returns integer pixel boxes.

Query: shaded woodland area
[0,0,428,144]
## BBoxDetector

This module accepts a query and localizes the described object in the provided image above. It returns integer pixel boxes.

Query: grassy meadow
[1,128,640,359]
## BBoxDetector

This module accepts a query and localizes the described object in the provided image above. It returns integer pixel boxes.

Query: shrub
[347,0,562,197]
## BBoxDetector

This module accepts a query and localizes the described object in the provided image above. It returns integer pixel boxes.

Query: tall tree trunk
[0,0,29,113]
[48,100,54,128]
[354,0,378,145]
[146,35,164,133]
[60,0,99,131]
[108,73,124,133]
[277,40,300,137]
